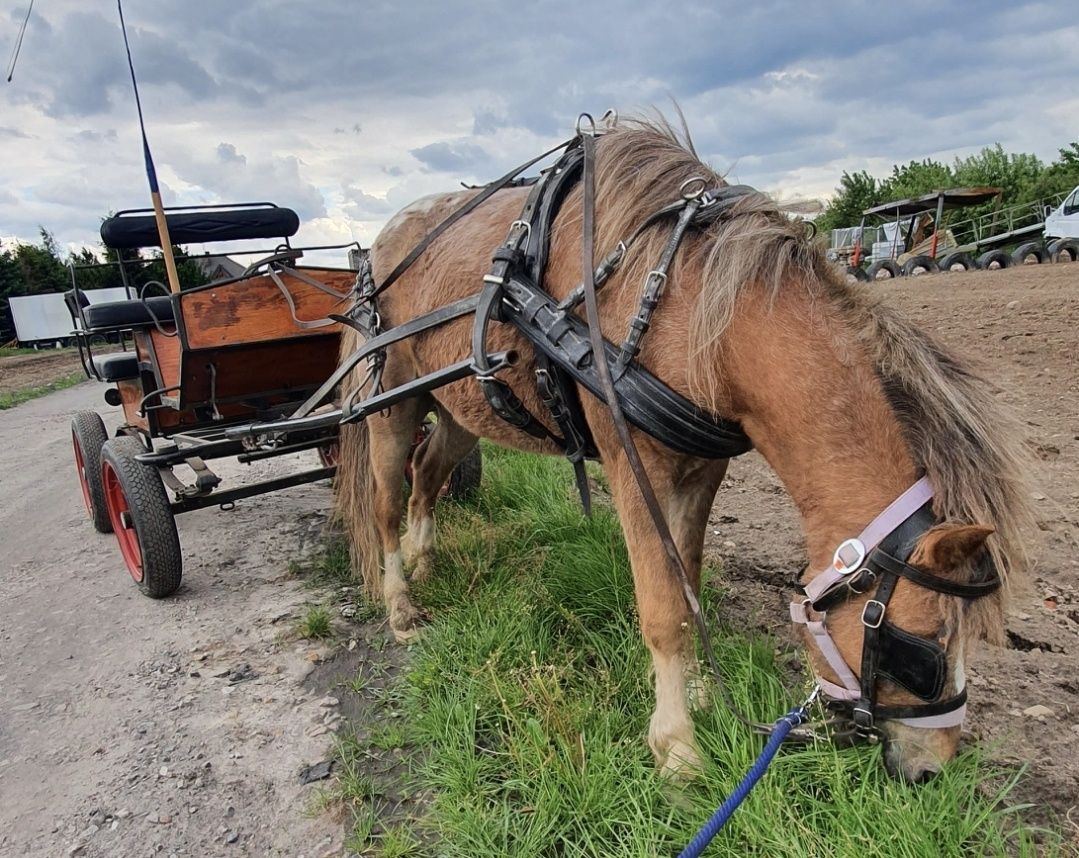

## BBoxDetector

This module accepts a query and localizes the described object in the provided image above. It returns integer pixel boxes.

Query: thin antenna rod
[5,0,35,83]
[117,0,181,294]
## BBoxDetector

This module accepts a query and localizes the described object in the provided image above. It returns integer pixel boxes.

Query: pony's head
[800,519,999,782]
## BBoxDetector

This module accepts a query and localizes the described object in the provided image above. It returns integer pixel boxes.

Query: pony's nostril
[912,766,940,785]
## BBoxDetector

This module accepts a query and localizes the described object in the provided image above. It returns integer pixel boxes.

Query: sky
[1,1,1077,259]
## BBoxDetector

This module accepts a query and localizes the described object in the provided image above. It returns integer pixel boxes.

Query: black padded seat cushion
[92,352,140,382]
[84,296,175,329]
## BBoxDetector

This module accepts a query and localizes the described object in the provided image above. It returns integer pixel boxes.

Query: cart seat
[92,352,140,382]
[83,296,175,330]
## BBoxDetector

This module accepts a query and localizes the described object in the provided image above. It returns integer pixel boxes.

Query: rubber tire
[901,255,939,276]
[445,444,482,501]
[845,264,869,282]
[71,411,112,533]
[1047,238,1079,263]
[977,249,1010,270]
[100,436,182,598]
[1012,242,1046,266]
[866,259,901,280]
[938,251,975,272]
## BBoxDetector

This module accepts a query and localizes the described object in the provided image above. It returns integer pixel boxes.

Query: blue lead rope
[677,705,810,858]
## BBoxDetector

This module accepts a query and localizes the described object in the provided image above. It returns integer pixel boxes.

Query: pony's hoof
[658,740,703,780]
[392,625,422,644]
[388,598,422,644]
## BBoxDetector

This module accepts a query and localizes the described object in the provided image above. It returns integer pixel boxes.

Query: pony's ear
[912,524,995,571]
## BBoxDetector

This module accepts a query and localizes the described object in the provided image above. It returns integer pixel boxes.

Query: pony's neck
[721,284,918,576]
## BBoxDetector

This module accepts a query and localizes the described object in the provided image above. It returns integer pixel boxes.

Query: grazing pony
[335,118,1033,782]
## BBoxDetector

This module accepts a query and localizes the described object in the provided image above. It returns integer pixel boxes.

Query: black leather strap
[371,138,575,301]
[873,688,967,721]
[868,548,1001,599]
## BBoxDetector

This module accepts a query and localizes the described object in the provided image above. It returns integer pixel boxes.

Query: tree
[879,158,955,203]
[953,144,1044,205]
[815,170,880,233]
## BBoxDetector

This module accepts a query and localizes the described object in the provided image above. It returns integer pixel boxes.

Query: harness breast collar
[791,477,1002,733]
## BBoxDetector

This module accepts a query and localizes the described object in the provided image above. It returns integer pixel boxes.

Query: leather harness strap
[577,128,740,704]
[369,138,575,303]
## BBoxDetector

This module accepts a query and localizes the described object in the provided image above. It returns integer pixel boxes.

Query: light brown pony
[335,117,1034,783]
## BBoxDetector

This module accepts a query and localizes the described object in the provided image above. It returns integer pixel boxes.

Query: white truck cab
[1044,185,1079,240]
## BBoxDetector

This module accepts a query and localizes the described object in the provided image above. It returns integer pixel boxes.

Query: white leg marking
[383,551,419,642]
[649,648,701,777]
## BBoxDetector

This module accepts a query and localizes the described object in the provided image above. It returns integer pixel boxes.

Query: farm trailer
[835,185,1079,280]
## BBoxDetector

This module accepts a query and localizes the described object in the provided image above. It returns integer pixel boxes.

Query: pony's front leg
[605,454,726,778]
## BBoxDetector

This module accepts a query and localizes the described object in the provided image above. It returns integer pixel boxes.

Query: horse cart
[68,202,479,597]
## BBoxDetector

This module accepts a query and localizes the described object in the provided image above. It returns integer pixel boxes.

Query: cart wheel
[72,411,112,533]
[844,264,869,282]
[445,444,482,501]
[1048,238,1079,263]
[977,249,1010,270]
[938,251,975,272]
[100,436,182,598]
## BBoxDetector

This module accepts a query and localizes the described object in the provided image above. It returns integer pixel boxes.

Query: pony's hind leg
[404,408,479,584]
[367,396,428,642]
[604,449,727,778]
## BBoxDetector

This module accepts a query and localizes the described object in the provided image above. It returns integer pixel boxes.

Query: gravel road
[0,382,346,857]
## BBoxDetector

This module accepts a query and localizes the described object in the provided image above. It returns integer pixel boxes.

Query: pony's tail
[333,418,382,601]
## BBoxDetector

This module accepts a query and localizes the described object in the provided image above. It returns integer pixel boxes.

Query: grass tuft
[340,444,1063,856]
[296,605,333,640]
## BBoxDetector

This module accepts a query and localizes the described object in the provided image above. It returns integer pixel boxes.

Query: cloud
[0,0,1076,254]
[409,140,488,173]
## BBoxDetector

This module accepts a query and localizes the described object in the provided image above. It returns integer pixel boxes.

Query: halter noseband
[791,477,1002,735]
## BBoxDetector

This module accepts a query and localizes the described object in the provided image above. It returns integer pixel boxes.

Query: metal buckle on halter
[861,599,886,629]
[506,220,532,247]
[846,567,876,595]
[852,704,876,731]
[832,538,866,576]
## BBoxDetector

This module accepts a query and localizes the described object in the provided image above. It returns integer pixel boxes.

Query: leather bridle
[791,477,1002,736]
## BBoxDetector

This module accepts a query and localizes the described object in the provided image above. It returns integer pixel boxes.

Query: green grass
[341,445,1062,857]
[0,372,84,409]
[296,605,333,640]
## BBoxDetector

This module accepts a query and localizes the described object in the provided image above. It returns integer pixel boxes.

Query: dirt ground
[0,262,1076,856]
[706,261,1079,824]
[0,384,350,857]
[0,349,85,395]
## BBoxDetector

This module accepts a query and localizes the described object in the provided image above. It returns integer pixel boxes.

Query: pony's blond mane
[584,116,1035,641]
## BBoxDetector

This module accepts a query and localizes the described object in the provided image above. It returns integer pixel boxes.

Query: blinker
[877,622,948,702]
